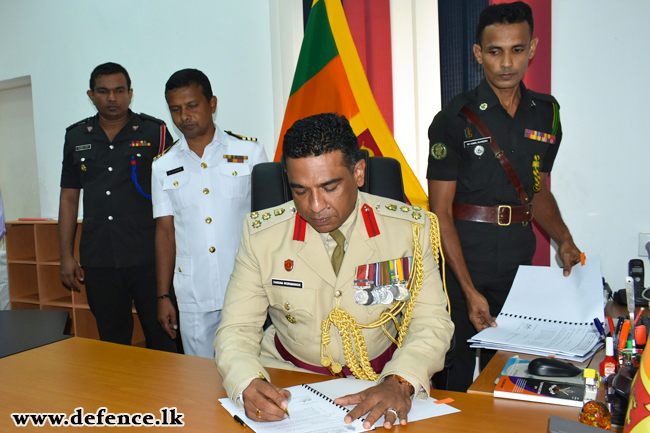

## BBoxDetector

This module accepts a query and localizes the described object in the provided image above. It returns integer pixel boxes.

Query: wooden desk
[0,337,586,432]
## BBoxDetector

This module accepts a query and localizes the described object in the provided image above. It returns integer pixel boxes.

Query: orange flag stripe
[275,55,359,161]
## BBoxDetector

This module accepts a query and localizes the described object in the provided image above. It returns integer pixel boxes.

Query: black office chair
[250,149,454,389]
[251,149,405,212]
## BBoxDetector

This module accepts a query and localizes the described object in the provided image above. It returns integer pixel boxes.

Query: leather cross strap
[460,105,529,205]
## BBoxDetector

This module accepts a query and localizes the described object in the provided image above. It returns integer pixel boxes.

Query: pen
[593,318,606,339]
[258,372,290,418]
[233,414,247,427]
[618,320,631,351]
[635,307,645,326]
[607,316,615,336]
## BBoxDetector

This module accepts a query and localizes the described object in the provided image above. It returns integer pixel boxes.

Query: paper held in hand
[469,255,604,362]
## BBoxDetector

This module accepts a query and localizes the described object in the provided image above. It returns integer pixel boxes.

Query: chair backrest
[251,149,405,212]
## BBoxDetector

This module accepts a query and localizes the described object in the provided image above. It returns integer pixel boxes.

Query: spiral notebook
[219,378,460,433]
[469,255,604,361]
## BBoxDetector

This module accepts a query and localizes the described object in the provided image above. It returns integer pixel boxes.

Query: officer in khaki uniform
[216,113,454,430]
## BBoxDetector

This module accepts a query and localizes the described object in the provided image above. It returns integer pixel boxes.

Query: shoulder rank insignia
[153,140,177,161]
[66,116,93,132]
[361,204,380,238]
[293,214,307,241]
[225,130,257,141]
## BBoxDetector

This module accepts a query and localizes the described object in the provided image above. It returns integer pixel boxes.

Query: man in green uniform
[427,2,581,391]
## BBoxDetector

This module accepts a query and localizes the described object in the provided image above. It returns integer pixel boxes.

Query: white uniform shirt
[152,125,267,313]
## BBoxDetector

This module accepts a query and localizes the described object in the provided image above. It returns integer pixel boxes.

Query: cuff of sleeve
[231,376,258,409]
[378,372,428,401]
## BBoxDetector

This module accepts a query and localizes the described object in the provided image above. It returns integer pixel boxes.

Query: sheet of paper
[496,255,604,323]
[307,378,460,426]
[220,378,460,433]
[469,256,604,359]
[220,385,369,433]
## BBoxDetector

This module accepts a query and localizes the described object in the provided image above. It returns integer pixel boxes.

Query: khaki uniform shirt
[216,191,454,405]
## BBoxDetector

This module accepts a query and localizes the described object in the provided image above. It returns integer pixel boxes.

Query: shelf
[11,301,40,310]
[6,220,143,346]
[11,294,41,304]
[42,295,73,308]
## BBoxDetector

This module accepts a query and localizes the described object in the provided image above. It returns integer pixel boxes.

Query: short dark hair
[89,62,131,91]
[476,1,534,46]
[165,69,213,102]
[283,113,359,173]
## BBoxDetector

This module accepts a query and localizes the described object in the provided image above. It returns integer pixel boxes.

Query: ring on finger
[386,408,398,419]
[256,408,262,418]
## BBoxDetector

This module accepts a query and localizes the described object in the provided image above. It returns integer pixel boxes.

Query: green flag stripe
[289,0,339,96]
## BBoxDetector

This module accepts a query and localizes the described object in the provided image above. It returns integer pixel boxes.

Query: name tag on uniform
[272,279,303,289]
[463,137,491,148]
[166,167,184,176]
[75,144,92,151]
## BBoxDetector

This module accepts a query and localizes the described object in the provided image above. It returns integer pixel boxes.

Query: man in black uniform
[427,2,581,391]
[59,62,177,351]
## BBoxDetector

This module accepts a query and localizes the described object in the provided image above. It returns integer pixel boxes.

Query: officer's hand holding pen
[241,373,291,422]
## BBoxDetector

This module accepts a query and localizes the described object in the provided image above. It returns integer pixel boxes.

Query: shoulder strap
[460,106,529,205]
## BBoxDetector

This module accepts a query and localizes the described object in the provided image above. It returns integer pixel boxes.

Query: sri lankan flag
[274,0,428,209]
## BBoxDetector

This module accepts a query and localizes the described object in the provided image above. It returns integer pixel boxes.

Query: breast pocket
[73,147,98,179]
[218,163,251,199]
[266,286,316,344]
[162,170,190,211]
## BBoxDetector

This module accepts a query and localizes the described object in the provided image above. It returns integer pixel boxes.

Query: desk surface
[0,337,586,432]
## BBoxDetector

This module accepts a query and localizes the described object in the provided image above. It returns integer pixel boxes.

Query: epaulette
[372,196,427,223]
[153,139,178,161]
[246,203,294,233]
[446,93,473,117]
[138,112,166,125]
[527,90,560,107]
[225,130,257,141]
[66,116,93,132]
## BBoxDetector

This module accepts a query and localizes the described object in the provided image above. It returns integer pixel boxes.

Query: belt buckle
[497,205,512,226]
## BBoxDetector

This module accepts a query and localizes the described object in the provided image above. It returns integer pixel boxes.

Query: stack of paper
[469,256,604,362]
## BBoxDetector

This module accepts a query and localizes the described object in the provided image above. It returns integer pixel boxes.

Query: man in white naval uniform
[152,68,267,357]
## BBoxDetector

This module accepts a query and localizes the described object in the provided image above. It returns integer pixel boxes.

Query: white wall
[1,0,646,288]
[552,1,650,287]
[0,0,276,219]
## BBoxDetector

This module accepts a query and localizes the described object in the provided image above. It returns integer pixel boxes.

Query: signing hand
[335,375,413,430]
[242,378,291,422]
[466,289,497,332]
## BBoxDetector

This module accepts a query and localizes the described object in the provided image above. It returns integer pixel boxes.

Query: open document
[219,378,460,433]
[469,255,604,362]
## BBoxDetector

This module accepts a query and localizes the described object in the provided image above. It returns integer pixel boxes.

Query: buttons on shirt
[109,145,114,150]
[173,181,179,186]
[209,246,215,253]
[205,217,212,224]
[81,157,86,162]
[108,167,113,171]
[201,162,208,169]
[203,188,210,195]
[178,267,182,273]
[334,290,342,298]
[136,153,141,157]
[108,216,113,221]
[232,171,237,177]
[106,191,111,195]
[284,302,291,310]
